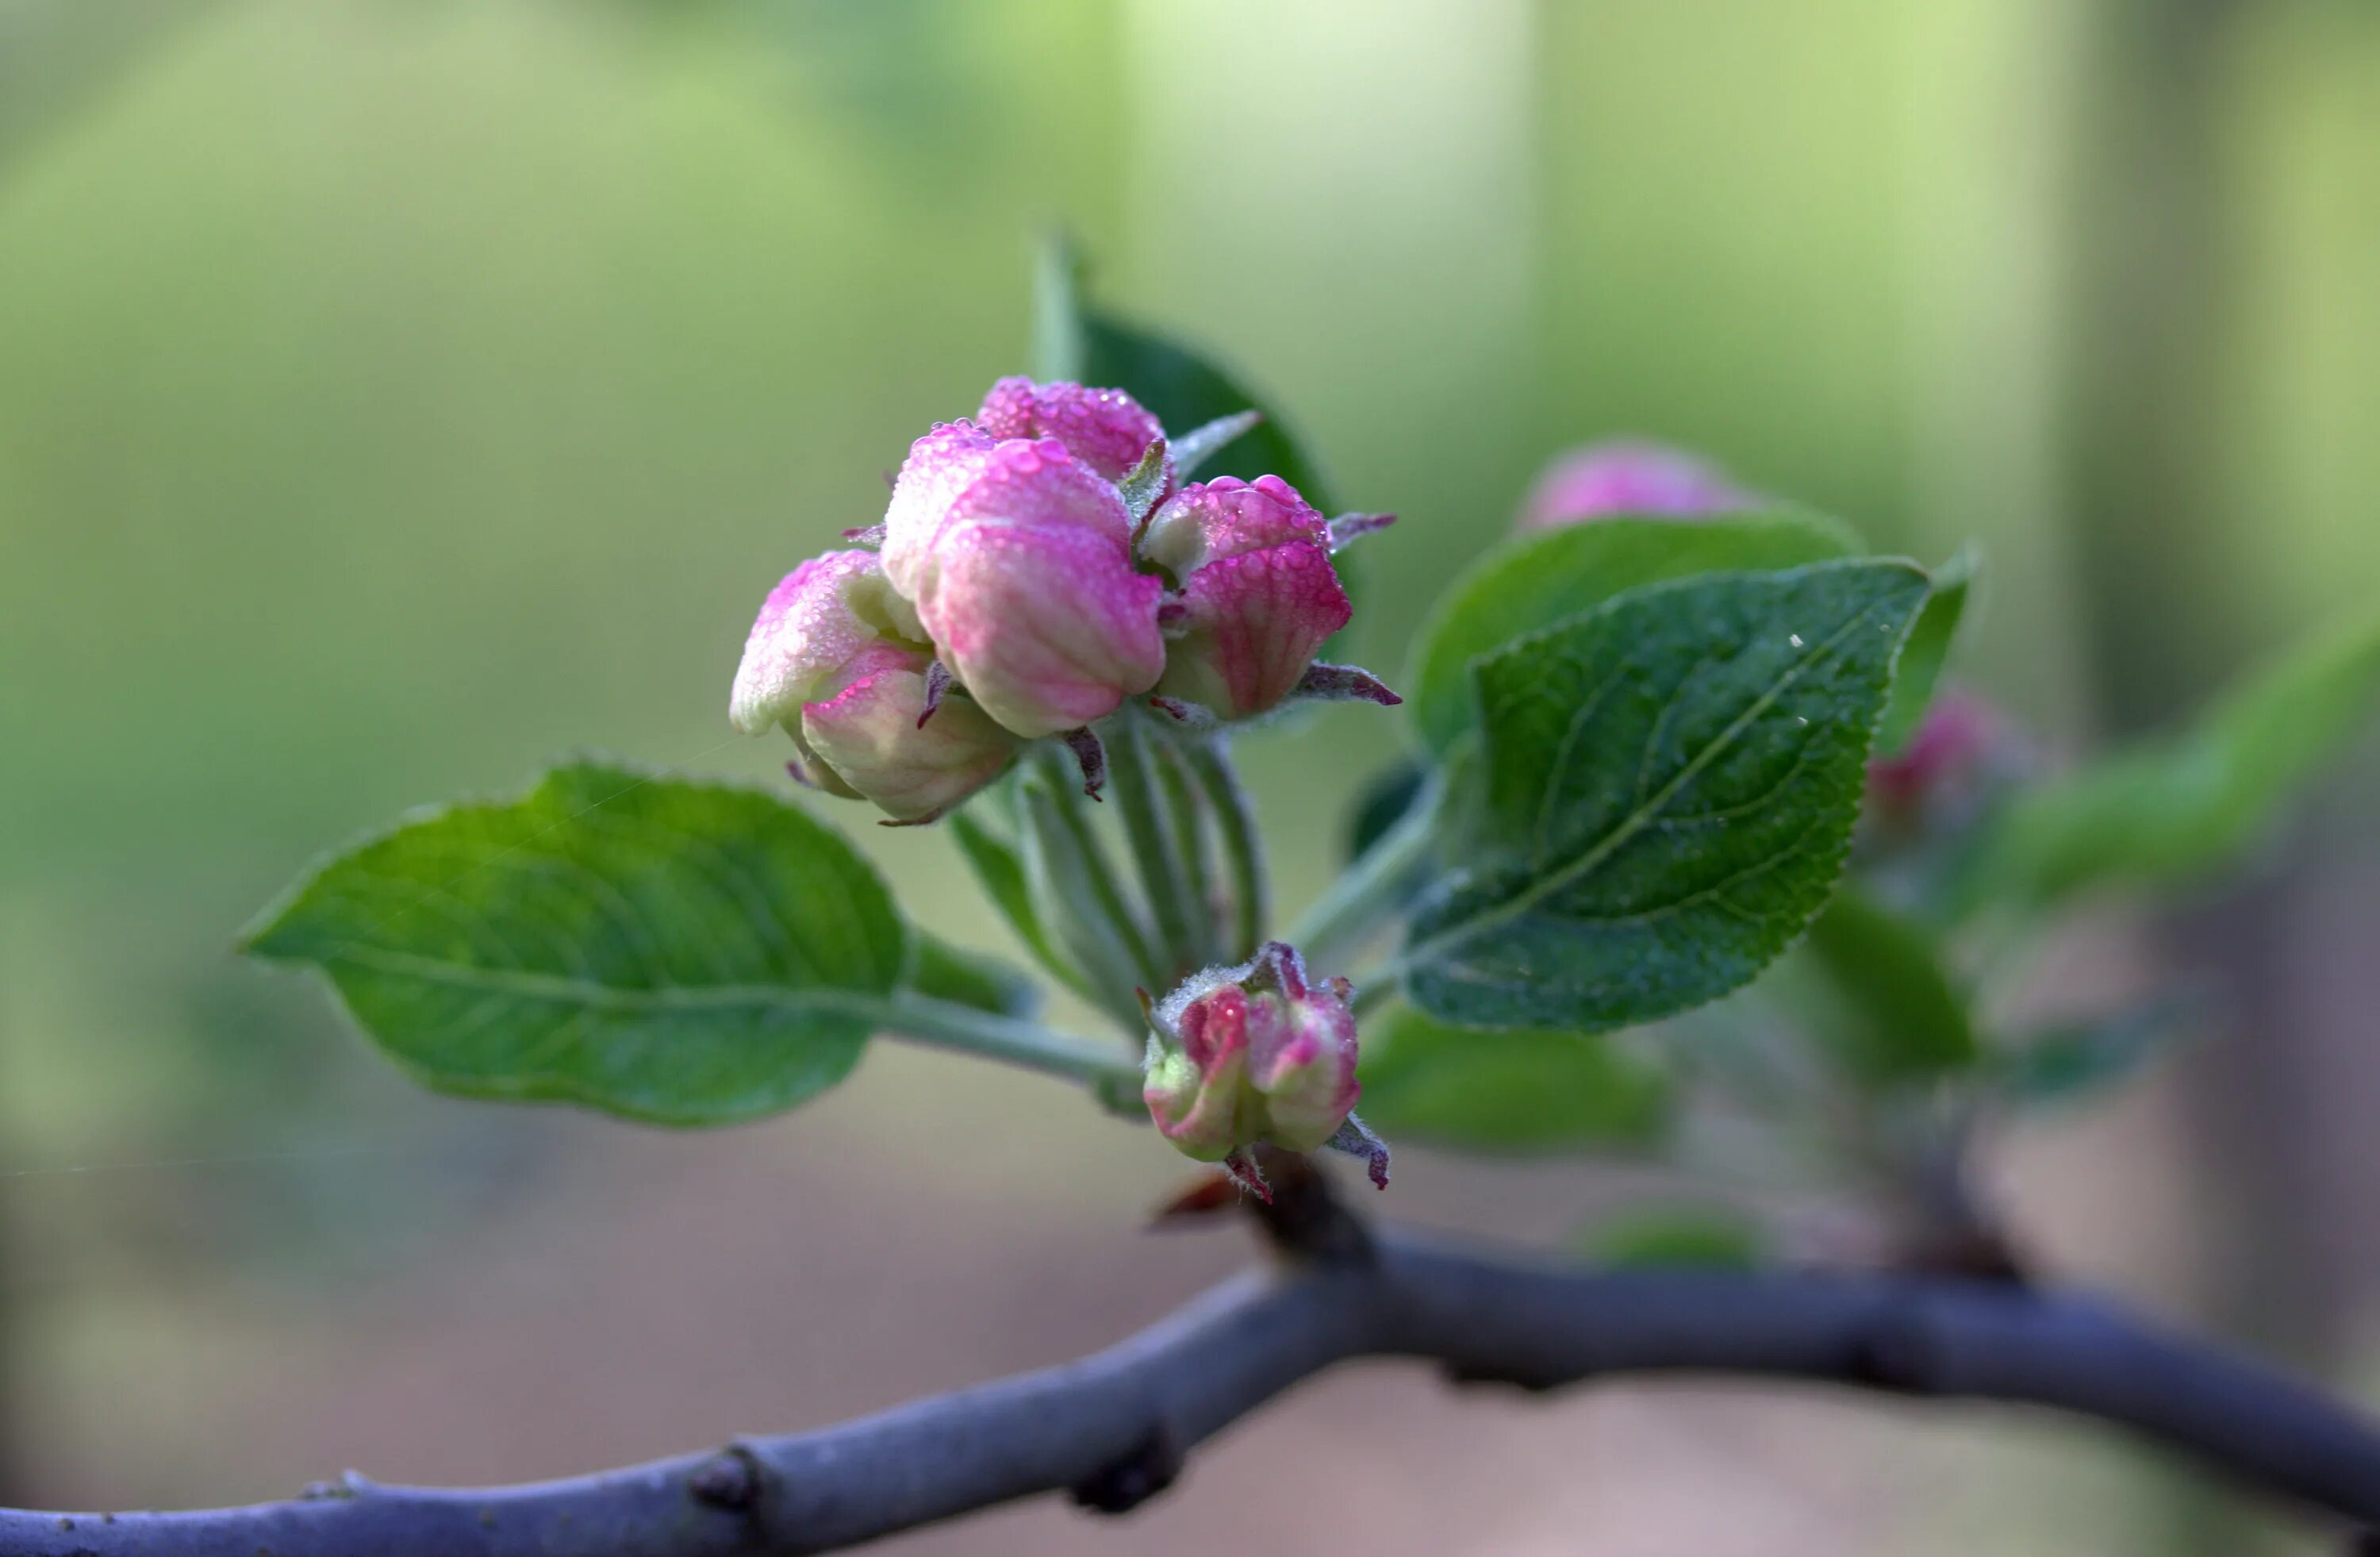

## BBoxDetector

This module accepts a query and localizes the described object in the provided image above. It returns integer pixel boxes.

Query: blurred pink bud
[1517,441,1754,531]
[1141,476,1351,720]
[1144,943,1361,1160]
[1866,688,2008,822]
[904,440,1165,738]
[977,377,1170,488]
[729,549,1012,820]
[799,644,1019,824]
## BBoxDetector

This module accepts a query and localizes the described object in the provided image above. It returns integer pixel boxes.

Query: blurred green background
[3,2,2378,1552]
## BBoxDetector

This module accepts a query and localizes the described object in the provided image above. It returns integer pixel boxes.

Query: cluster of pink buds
[1142,941,1388,1200]
[731,379,1398,822]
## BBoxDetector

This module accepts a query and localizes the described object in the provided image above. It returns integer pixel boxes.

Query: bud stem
[1289,766,1446,971]
[1019,752,1166,1030]
[1107,714,1211,983]
[1151,734,1223,969]
[1183,736,1269,961]
[869,989,1143,1092]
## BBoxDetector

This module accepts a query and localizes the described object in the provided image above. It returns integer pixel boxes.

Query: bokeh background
[5,2,2379,1551]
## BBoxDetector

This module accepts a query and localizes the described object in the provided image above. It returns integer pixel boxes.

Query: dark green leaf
[1960,603,2380,914]
[242,763,903,1125]
[1795,882,1979,1086]
[1357,1005,1670,1153]
[1405,511,1864,758]
[1874,546,1976,755]
[912,932,1042,1021]
[1403,561,1932,1031]
[1580,1206,1766,1270]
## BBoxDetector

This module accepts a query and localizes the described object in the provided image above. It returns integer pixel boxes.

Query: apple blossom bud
[903,440,1165,738]
[977,377,1170,489]
[1517,441,1754,531]
[881,421,1003,602]
[1140,476,1352,721]
[800,643,1020,823]
[1144,942,1362,1162]
[729,549,1015,821]
[1864,688,2019,835]
[728,550,923,737]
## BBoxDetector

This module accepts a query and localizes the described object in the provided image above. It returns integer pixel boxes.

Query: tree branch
[8,1226,2378,1555]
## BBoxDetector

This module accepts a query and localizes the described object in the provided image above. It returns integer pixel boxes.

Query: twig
[5,1225,2378,1555]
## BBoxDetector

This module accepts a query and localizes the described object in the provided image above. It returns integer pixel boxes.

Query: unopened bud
[1517,441,1753,532]
[1144,942,1363,1161]
[1141,476,1352,721]
[977,377,1171,490]
[729,549,1015,821]
[899,437,1165,738]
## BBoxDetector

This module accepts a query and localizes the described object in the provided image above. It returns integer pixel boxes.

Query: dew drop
[1788,633,1805,648]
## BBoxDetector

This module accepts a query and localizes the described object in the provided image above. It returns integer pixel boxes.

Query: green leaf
[242,763,904,1125]
[1402,561,1932,1031]
[1580,1206,1767,1270]
[1991,994,2203,1111]
[1874,545,1976,755]
[1960,603,2380,914]
[912,932,1042,1021]
[1357,1005,1670,1153]
[1795,882,1979,1086]
[1405,511,1864,758]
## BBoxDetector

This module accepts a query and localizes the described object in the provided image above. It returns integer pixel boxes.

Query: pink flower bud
[1144,943,1361,1160]
[729,550,923,737]
[1140,476,1351,720]
[880,421,1003,602]
[901,440,1165,738]
[1865,688,2016,831]
[1517,441,1754,531]
[799,643,1019,824]
[977,377,1170,488]
[729,549,1014,820]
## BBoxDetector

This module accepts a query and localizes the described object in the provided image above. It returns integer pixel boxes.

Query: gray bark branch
[7,1227,2378,1555]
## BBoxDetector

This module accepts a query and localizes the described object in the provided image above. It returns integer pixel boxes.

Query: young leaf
[1794,882,1979,1086]
[1990,993,2204,1111]
[1357,1005,1670,1153]
[912,932,1042,1021]
[1405,510,1864,758]
[1402,561,1932,1031]
[1873,545,1976,755]
[242,763,904,1125]
[1959,602,2380,915]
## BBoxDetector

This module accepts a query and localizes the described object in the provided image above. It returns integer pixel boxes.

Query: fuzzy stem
[1152,734,1223,969]
[1107,716,1205,986]
[1184,736,1268,961]
[869,990,1143,1090]
[1290,767,1444,971]
[1017,763,1161,1034]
